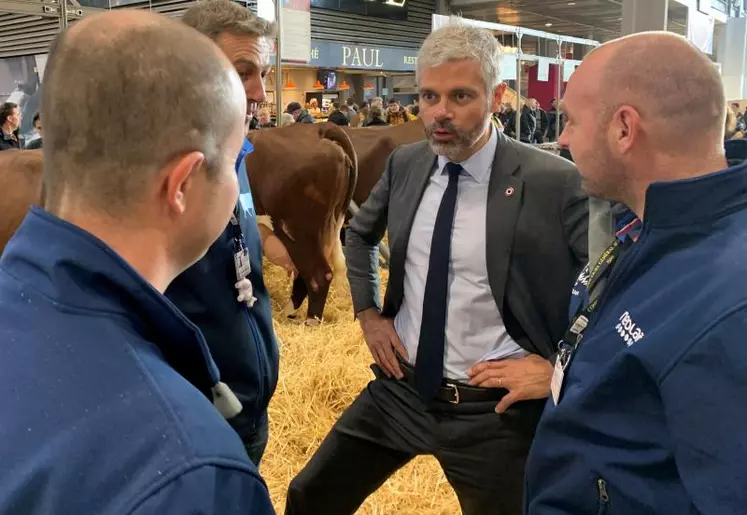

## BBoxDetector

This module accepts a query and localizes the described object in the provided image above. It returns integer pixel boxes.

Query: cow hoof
[304,317,322,327]
[282,300,301,319]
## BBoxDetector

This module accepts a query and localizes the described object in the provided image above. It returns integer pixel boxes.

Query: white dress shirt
[394,127,527,381]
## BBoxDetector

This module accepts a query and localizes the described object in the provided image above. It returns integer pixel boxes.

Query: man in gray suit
[286,24,588,515]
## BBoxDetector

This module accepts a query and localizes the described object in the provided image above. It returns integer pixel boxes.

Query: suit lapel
[389,148,436,307]
[486,132,523,315]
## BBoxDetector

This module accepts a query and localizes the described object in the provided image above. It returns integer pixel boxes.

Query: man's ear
[492,83,507,113]
[612,105,640,155]
[162,151,206,216]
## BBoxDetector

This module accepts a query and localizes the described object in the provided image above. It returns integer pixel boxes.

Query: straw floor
[261,260,461,514]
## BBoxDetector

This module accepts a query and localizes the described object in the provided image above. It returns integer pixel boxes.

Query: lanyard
[558,236,632,371]
[229,204,244,252]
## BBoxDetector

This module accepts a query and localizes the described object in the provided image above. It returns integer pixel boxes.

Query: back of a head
[182,0,275,41]
[598,32,725,153]
[417,22,501,94]
[280,112,295,127]
[370,105,384,120]
[42,11,242,217]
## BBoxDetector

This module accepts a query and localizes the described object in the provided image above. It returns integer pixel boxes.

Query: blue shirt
[394,127,526,381]
[0,207,273,514]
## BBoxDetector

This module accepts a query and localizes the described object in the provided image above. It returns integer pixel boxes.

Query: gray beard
[427,118,490,161]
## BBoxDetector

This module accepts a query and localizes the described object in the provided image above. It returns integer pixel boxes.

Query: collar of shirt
[436,125,497,183]
[614,208,642,243]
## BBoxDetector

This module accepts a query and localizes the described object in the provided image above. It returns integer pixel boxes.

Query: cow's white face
[215,32,273,120]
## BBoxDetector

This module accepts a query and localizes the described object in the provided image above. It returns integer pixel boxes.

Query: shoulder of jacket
[511,142,578,180]
[388,141,431,174]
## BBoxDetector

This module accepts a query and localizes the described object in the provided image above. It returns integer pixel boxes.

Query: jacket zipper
[597,478,610,502]
[597,478,610,509]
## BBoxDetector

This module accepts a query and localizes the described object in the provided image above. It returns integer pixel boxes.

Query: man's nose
[246,77,267,104]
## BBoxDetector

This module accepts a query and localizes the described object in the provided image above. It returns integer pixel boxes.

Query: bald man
[0,11,273,515]
[524,32,747,515]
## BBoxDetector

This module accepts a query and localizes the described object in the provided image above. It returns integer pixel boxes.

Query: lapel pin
[505,186,515,197]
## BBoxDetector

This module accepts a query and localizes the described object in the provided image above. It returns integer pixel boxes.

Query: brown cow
[246,122,357,323]
[343,118,425,205]
[0,150,43,254]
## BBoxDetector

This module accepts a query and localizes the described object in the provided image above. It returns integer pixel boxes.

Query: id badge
[551,358,564,405]
[234,248,251,281]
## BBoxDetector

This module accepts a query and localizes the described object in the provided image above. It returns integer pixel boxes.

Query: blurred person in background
[547,98,564,142]
[0,102,21,150]
[25,112,42,149]
[363,104,387,127]
[287,101,314,124]
[256,107,273,128]
[350,104,368,127]
[328,104,351,126]
[386,98,409,125]
[280,112,295,127]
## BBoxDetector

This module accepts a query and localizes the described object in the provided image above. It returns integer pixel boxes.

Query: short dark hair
[346,98,355,106]
[32,112,41,127]
[42,15,242,218]
[332,102,340,110]
[0,102,18,125]
[182,0,276,41]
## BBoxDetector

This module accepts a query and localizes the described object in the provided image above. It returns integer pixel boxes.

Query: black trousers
[286,367,545,515]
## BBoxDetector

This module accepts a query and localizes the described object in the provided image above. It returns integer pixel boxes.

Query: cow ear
[164,151,205,216]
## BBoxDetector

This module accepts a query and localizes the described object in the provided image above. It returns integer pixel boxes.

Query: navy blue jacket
[165,139,279,441]
[0,207,274,514]
[525,159,747,515]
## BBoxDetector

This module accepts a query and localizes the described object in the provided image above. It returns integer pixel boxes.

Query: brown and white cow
[246,122,357,323]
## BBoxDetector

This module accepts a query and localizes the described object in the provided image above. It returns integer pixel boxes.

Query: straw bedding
[261,260,461,514]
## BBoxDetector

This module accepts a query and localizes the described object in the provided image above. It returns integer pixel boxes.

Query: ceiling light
[545,22,553,26]
[567,1,576,4]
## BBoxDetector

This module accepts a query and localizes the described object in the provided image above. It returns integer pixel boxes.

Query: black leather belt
[399,361,507,404]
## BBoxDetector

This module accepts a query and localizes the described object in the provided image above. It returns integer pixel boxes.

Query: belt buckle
[446,383,460,404]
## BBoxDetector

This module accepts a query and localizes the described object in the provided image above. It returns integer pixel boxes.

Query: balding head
[42,10,245,217]
[560,31,727,218]
[595,32,724,150]
[42,10,248,286]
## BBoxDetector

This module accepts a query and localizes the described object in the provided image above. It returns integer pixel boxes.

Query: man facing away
[525,32,747,515]
[286,24,588,515]
[166,0,294,466]
[0,11,273,514]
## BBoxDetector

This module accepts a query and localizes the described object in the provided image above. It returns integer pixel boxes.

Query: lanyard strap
[559,236,632,367]
[229,204,246,253]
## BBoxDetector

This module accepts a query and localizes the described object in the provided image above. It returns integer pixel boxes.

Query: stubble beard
[426,112,491,161]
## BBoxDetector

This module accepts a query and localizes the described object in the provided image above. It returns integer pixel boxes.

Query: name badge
[234,248,251,281]
[551,358,564,405]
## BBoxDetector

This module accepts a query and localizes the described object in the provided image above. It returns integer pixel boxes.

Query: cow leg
[305,271,332,325]
[282,276,308,320]
[329,216,347,292]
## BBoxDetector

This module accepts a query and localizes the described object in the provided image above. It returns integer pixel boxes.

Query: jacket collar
[1,206,220,397]
[644,159,747,228]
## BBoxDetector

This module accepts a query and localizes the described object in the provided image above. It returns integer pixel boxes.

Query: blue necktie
[414,162,462,402]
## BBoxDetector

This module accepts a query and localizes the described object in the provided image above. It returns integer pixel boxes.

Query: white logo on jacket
[616,311,645,346]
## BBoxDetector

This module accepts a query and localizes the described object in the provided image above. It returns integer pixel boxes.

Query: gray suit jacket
[345,132,588,359]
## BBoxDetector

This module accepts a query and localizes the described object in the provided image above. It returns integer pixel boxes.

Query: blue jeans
[243,413,269,468]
